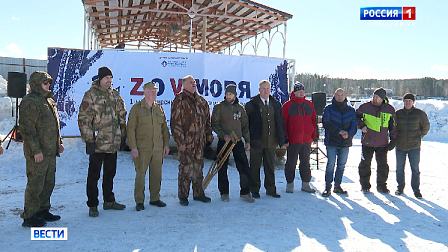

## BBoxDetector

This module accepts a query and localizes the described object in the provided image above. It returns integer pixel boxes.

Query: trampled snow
[1,96,448,251]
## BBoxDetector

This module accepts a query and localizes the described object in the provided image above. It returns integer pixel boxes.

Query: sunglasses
[43,80,52,85]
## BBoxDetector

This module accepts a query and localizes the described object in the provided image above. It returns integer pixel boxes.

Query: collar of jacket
[140,98,155,109]
[252,94,273,104]
[332,97,347,108]
[183,89,197,97]
[30,89,54,99]
[403,106,415,114]
[289,92,306,102]
[223,96,240,105]
[92,79,113,92]
[370,101,386,110]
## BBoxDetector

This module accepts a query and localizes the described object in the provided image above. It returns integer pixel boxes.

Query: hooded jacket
[356,99,397,147]
[282,92,317,144]
[19,71,62,159]
[78,79,127,153]
[322,97,358,147]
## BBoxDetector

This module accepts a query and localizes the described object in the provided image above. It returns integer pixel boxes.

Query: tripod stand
[2,97,22,149]
[310,115,327,170]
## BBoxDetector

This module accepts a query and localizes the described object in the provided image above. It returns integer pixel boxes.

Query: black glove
[203,141,217,160]
[86,142,95,155]
[120,138,127,151]
[386,138,395,151]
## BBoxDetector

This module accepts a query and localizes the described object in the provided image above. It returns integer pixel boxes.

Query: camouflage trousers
[133,150,163,203]
[177,151,205,198]
[21,156,56,219]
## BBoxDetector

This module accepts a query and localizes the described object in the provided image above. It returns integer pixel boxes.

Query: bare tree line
[295,73,448,98]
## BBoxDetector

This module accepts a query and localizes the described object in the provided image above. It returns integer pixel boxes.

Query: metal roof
[82,0,293,53]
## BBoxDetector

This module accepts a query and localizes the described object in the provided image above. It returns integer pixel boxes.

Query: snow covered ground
[1,97,448,251]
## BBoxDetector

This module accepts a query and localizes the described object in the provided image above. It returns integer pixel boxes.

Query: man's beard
[226,98,235,103]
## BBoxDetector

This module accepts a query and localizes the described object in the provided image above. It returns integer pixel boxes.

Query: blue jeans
[395,147,420,191]
[325,146,349,189]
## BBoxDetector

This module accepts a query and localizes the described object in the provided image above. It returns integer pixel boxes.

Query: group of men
[321,87,430,200]
[11,67,429,228]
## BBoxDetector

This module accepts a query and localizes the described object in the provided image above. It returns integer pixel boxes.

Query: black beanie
[225,85,237,96]
[403,93,415,101]
[98,66,113,81]
[373,88,386,100]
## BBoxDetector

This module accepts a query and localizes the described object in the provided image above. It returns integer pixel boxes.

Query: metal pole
[202,16,207,52]
[189,17,193,53]
[283,22,287,59]
[83,10,86,50]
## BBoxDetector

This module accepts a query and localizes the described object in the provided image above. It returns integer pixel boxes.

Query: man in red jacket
[282,82,317,193]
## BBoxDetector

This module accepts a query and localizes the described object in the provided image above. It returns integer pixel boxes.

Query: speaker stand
[310,115,327,170]
[2,98,22,149]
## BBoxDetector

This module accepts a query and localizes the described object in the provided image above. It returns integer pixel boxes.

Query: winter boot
[89,207,99,217]
[333,186,348,194]
[286,182,294,193]
[149,200,167,207]
[377,186,390,194]
[395,188,404,195]
[179,198,189,206]
[266,191,281,198]
[103,201,126,210]
[240,193,255,203]
[22,214,46,227]
[221,194,230,202]
[251,192,260,198]
[414,190,422,199]
[301,182,316,193]
[322,188,331,197]
[37,209,61,221]
[136,203,145,211]
[193,195,211,203]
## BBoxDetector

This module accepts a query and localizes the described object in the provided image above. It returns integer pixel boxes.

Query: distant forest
[295,73,448,98]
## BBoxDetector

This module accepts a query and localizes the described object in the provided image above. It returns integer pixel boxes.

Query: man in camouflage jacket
[211,85,254,202]
[78,66,127,217]
[170,75,214,206]
[19,71,64,227]
[127,82,170,211]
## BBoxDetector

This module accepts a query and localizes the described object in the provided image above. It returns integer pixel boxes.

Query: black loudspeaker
[7,72,27,98]
[312,92,327,116]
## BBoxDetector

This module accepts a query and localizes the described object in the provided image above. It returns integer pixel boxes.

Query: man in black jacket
[395,93,430,199]
[245,80,288,198]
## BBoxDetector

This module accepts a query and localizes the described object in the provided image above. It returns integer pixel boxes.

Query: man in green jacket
[395,93,430,199]
[127,82,170,211]
[19,71,64,227]
[211,85,254,203]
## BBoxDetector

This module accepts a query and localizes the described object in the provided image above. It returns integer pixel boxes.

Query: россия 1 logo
[360,7,416,20]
